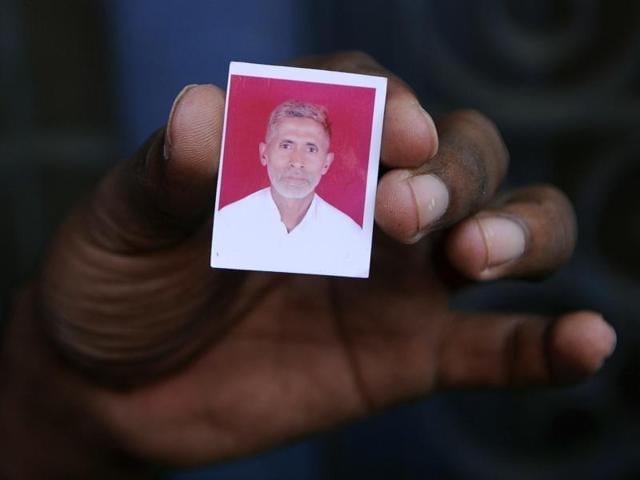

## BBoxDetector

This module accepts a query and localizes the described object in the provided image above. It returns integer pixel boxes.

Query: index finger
[292,51,438,168]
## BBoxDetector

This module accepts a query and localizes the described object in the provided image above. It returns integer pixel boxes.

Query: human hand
[2,52,616,477]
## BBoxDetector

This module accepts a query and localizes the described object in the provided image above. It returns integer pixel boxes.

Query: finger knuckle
[451,109,498,136]
[528,184,575,220]
[341,49,377,65]
[441,109,509,174]
[538,183,571,206]
[329,50,387,77]
[522,183,577,262]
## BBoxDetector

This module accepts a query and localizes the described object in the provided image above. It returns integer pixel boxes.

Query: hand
[2,52,616,476]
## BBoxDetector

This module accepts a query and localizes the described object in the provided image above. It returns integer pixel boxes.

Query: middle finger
[375,110,510,243]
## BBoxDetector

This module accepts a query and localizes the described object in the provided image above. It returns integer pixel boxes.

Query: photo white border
[211,61,387,278]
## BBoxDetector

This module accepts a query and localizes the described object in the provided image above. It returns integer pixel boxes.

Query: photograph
[211,62,387,277]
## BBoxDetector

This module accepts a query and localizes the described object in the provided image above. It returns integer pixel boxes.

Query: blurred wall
[1,0,115,321]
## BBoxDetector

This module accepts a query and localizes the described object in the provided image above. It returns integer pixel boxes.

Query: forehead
[269,117,329,142]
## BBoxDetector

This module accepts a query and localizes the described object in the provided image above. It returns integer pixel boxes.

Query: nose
[289,147,304,168]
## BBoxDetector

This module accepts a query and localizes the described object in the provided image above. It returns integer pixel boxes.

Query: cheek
[269,152,289,168]
[307,154,326,171]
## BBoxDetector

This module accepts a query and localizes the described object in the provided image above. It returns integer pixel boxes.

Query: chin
[277,189,313,199]
[273,182,316,199]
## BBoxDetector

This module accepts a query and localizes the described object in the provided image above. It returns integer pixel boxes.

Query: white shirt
[211,187,370,277]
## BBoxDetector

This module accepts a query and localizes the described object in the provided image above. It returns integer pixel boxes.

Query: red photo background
[218,74,376,226]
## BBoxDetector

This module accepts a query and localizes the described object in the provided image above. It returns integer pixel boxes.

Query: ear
[259,142,267,166]
[321,152,334,175]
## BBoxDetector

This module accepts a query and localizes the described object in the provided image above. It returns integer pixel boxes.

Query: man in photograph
[212,99,367,276]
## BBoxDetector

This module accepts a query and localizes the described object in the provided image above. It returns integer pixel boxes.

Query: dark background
[1,1,639,478]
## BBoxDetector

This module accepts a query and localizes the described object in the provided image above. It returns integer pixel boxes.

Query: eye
[307,145,318,153]
[280,141,292,149]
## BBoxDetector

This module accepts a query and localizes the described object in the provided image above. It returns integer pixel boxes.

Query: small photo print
[210,62,387,278]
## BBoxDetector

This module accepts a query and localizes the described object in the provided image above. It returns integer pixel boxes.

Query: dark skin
[0,52,616,478]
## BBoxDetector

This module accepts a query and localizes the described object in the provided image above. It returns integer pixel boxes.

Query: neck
[269,187,314,232]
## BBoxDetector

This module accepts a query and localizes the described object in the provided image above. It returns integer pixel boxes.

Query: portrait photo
[210,62,387,277]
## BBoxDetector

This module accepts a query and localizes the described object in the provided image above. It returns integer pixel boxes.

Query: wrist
[0,286,155,479]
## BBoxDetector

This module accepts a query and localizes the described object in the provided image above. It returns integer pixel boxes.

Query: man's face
[260,116,334,199]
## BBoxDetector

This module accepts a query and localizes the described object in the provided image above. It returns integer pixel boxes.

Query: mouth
[283,175,309,184]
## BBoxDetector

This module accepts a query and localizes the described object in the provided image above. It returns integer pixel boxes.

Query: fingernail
[476,216,527,270]
[587,317,618,369]
[164,84,199,160]
[603,321,617,358]
[415,103,439,158]
[407,174,449,233]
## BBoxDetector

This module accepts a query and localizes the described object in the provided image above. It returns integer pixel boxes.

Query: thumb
[37,84,232,383]
[92,84,225,252]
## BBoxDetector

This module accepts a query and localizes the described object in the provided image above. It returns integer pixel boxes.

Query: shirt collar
[264,187,318,234]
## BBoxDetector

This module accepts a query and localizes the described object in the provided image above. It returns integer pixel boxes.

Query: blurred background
[2,0,640,478]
